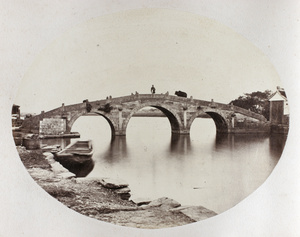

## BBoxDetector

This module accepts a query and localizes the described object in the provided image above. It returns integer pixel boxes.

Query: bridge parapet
[101,94,193,104]
[230,105,267,121]
[193,99,267,122]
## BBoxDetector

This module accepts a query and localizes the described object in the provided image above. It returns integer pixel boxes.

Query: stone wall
[39,118,66,135]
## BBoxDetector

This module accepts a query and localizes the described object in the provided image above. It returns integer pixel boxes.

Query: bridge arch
[187,109,229,133]
[205,111,229,133]
[122,102,184,135]
[67,111,118,137]
[67,111,87,133]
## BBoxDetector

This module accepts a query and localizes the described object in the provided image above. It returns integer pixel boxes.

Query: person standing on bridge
[151,85,156,94]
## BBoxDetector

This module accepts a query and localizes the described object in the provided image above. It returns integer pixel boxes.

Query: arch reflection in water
[214,133,286,159]
[213,132,286,171]
[169,134,192,155]
[215,133,270,150]
[67,117,287,213]
[101,136,129,164]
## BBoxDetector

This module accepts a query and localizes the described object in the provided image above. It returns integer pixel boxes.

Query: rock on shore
[99,177,129,189]
[171,205,218,222]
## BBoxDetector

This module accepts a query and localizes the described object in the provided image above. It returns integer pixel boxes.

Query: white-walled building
[269,87,289,125]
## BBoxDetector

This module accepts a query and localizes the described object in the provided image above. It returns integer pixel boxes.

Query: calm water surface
[47,116,286,214]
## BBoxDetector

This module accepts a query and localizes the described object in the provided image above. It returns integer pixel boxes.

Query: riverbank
[17,146,217,229]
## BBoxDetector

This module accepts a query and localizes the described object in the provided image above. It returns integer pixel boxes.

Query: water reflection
[215,133,270,151]
[269,134,288,158]
[60,117,287,213]
[101,136,129,164]
[169,134,192,155]
[214,133,230,149]
[55,156,95,177]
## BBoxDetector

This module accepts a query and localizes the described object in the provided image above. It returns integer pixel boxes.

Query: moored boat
[52,140,94,177]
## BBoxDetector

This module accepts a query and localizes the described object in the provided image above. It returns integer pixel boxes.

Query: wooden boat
[53,140,93,159]
[52,140,94,177]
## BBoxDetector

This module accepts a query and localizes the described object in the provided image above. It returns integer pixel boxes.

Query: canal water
[42,115,287,214]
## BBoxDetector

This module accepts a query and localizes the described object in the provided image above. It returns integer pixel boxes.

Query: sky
[14,8,282,114]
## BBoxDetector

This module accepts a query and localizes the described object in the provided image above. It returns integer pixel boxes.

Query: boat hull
[52,140,94,177]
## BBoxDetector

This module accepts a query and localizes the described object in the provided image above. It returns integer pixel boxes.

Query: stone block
[99,177,129,189]
[170,205,217,222]
[147,197,181,210]
[75,177,103,184]
[39,118,66,135]
[58,172,76,179]
[51,162,70,174]
[131,197,152,206]
[120,193,131,200]
[114,187,131,194]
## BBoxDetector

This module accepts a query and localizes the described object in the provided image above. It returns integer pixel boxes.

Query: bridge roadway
[21,93,270,136]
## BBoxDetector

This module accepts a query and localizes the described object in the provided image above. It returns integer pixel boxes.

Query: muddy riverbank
[17,146,217,229]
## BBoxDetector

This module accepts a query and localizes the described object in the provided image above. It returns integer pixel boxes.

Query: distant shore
[132,111,211,118]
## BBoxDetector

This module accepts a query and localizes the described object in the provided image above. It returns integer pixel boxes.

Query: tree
[229,90,273,120]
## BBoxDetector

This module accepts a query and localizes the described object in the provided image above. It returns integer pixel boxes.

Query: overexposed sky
[14,8,282,114]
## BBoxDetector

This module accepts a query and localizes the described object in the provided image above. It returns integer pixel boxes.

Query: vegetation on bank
[229,90,273,120]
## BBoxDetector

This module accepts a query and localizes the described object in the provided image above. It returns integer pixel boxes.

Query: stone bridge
[21,93,270,136]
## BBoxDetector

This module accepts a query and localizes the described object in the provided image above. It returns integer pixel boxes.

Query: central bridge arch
[122,102,184,135]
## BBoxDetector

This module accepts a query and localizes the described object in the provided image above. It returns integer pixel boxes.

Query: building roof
[269,87,287,101]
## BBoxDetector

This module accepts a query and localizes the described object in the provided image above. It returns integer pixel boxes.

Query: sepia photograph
[1,1,300,236]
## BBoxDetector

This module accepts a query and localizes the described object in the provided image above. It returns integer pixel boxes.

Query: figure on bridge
[151,85,156,94]
[83,99,92,112]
